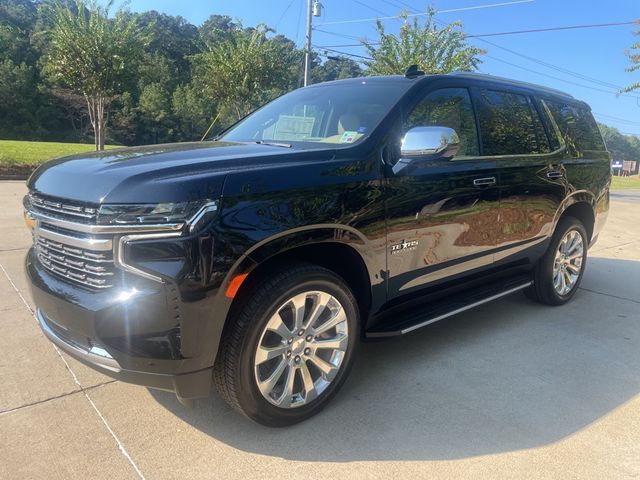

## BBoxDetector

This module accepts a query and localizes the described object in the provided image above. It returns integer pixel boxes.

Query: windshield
[220,81,406,147]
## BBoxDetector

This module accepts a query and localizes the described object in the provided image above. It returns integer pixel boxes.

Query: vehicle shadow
[150,256,640,461]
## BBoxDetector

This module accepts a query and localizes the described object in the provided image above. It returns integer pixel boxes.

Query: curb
[0,175,29,181]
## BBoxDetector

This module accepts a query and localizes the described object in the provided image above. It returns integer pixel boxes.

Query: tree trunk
[85,94,107,151]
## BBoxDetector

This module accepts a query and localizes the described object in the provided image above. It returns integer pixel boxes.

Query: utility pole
[303,0,313,87]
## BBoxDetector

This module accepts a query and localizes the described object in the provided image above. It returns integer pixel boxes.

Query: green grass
[611,175,640,190]
[0,140,118,166]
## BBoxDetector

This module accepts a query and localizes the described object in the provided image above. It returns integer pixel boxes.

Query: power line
[294,0,303,45]
[468,20,639,38]
[379,0,420,12]
[315,19,640,47]
[430,17,639,101]
[484,54,640,99]
[312,7,639,104]
[394,0,424,11]
[474,37,627,91]
[275,0,297,29]
[312,28,362,40]
[316,43,373,47]
[315,0,534,26]
[312,45,373,61]
[594,112,640,125]
[349,0,392,18]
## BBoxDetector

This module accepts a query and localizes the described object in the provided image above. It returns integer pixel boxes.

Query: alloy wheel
[253,290,349,408]
[552,229,584,296]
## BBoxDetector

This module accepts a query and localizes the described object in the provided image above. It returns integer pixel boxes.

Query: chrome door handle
[546,170,563,179]
[473,177,496,186]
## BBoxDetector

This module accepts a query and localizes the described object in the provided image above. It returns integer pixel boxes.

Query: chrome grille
[35,234,116,290]
[30,194,98,223]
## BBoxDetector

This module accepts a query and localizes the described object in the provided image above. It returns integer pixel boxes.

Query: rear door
[385,85,501,299]
[472,87,567,264]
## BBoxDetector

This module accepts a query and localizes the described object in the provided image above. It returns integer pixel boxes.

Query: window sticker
[272,115,316,141]
[357,126,368,133]
[339,131,358,143]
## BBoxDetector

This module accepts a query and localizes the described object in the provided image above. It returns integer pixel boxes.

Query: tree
[45,0,147,150]
[134,11,198,86]
[311,56,363,84]
[0,0,39,65]
[598,123,640,160]
[192,24,299,121]
[362,8,484,76]
[138,82,171,143]
[172,83,213,141]
[198,14,238,46]
[0,60,38,137]
[622,22,640,93]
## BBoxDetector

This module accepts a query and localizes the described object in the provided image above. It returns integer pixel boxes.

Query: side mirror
[393,126,460,175]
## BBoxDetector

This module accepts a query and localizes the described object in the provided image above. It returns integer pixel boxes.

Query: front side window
[404,87,479,157]
[476,89,543,156]
[221,83,406,147]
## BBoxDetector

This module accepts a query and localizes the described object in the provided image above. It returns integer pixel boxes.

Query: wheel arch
[554,191,596,242]
[219,226,377,341]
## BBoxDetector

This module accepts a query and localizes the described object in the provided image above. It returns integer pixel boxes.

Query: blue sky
[119,0,640,135]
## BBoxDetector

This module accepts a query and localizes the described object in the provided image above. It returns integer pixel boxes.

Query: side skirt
[366,274,532,338]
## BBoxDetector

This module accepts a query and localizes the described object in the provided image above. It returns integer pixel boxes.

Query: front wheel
[526,216,588,306]
[213,263,359,427]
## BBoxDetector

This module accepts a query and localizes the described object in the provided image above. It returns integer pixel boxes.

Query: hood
[27,141,335,204]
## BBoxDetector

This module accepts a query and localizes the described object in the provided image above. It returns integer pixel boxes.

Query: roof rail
[448,71,574,99]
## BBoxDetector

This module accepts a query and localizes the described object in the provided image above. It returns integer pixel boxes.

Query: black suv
[24,72,610,426]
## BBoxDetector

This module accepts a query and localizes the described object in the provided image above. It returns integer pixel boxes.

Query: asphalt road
[1,180,639,479]
[611,189,640,204]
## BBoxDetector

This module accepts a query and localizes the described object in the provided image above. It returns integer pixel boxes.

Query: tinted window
[542,100,605,153]
[476,89,544,156]
[404,88,479,157]
[536,98,563,151]
[529,101,552,153]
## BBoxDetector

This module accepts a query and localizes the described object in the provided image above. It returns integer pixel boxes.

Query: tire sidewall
[234,271,359,426]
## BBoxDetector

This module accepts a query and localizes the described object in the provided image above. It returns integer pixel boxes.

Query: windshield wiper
[254,140,292,148]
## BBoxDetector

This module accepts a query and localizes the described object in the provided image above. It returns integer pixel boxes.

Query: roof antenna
[404,64,424,78]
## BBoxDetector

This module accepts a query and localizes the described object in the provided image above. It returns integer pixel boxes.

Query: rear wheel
[213,263,359,426]
[526,216,588,305]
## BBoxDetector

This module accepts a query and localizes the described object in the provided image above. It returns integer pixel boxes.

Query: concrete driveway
[1,180,639,479]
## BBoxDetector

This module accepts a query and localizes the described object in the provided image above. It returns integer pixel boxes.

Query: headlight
[97,200,219,232]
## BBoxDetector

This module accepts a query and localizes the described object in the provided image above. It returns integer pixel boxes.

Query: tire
[525,216,588,306]
[213,263,359,427]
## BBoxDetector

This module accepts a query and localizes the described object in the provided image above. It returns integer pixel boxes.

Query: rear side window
[476,89,548,156]
[542,100,605,153]
[404,87,480,157]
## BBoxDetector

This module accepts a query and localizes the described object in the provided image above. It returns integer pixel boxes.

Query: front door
[385,86,500,300]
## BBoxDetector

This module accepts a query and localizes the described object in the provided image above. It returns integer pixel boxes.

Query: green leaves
[621,23,640,93]
[45,0,147,96]
[192,24,300,121]
[44,0,148,149]
[598,123,640,159]
[363,8,485,76]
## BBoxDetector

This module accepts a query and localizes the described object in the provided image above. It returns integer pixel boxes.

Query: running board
[366,276,533,338]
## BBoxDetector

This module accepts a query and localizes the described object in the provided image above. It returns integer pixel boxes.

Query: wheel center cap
[292,338,305,354]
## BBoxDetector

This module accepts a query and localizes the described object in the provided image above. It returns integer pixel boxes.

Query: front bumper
[26,248,213,400]
[37,308,212,399]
